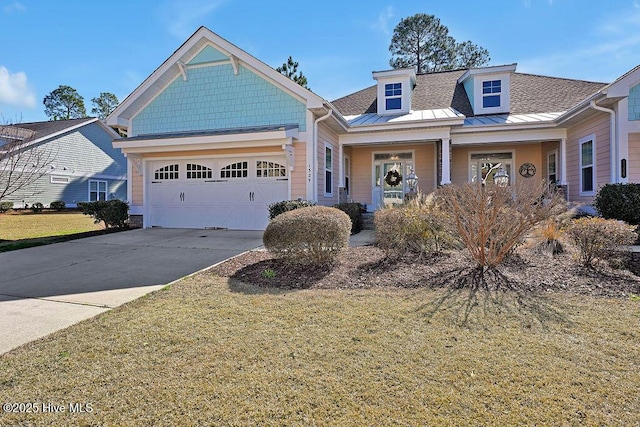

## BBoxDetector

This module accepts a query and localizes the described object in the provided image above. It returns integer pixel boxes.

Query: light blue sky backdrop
[1,0,640,123]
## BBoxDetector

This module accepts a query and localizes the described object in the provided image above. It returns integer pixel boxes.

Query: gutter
[589,100,617,183]
[313,105,333,201]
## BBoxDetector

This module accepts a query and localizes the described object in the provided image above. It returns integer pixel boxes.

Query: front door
[371,152,413,210]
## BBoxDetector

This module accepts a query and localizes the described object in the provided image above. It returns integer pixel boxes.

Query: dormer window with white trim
[457,64,516,115]
[482,80,501,108]
[373,68,416,115]
[385,83,402,110]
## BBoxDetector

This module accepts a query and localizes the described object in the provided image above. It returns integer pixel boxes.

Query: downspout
[589,100,617,183]
[313,106,333,201]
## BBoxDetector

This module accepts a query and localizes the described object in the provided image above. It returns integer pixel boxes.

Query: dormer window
[482,80,501,108]
[373,69,415,115]
[385,83,402,110]
[457,64,515,115]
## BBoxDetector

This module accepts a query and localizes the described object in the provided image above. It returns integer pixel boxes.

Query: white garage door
[149,157,288,230]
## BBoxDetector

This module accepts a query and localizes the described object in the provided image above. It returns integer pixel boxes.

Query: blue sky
[1,0,640,123]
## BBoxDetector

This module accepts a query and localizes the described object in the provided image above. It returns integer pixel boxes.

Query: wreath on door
[384,169,403,187]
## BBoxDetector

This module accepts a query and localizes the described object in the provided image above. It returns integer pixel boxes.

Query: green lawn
[1,274,639,425]
[0,211,102,241]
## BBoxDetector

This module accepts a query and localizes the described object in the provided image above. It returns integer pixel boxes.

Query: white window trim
[324,143,333,197]
[547,149,559,186]
[384,82,402,111]
[89,179,108,202]
[467,149,516,185]
[481,79,502,109]
[579,134,596,196]
[343,154,351,194]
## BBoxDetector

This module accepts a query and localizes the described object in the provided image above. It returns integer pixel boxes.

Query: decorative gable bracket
[127,154,143,176]
[282,143,294,171]
[229,54,239,75]
[177,61,188,81]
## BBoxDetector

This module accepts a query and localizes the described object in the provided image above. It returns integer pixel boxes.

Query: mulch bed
[210,243,640,299]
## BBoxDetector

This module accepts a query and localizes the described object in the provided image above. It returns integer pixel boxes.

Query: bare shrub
[263,206,351,266]
[374,194,455,257]
[530,208,577,255]
[565,217,637,268]
[436,181,567,271]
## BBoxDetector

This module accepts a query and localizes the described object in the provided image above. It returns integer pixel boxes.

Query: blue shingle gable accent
[188,45,229,64]
[132,63,307,136]
[629,83,640,121]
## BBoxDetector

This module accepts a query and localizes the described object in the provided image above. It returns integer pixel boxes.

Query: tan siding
[131,173,143,205]
[566,113,610,203]
[629,133,640,183]
[317,122,339,206]
[291,141,306,199]
[348,143,436,208]
[451,143,543,185]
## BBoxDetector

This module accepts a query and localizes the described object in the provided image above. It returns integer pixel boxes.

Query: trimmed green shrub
[593,183,640,225]
[0,201,13,212]
[375,196,454,257]
[79,200,129,229]
[30,202,44,213]
[263,206,351,265]
[50,200,66,211]
[268,199,316,220]
[566,217,637,268]
[334,202,364,234]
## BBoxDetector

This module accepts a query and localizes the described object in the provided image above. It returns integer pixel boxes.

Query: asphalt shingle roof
[14,117,95,141]
[331,69,607,117]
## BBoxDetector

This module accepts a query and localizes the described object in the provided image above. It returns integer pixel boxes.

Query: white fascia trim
[47,171,127,180]
[452,128,566,145]
[603,64,640,98]
[455,122,559,134]
[457,63,517,84]
[341,127,451,145]
[556,92,606,124]
[347,118,464,134]
[114,129,298,154]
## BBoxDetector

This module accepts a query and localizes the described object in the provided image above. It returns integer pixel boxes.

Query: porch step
[361,212,375,230]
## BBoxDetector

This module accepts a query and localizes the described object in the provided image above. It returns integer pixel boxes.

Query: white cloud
[3,2,25,13]
[0,66,36,108]
[157,0,225,39]
[370,6,394,36]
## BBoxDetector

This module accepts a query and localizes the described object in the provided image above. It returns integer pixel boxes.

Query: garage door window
[257,161,287,178]
[220,161,248,178]
[155,164,179,180]
[187,163,213,179]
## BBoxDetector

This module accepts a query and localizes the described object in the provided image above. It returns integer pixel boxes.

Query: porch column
[559,138,567,185]
[440,138,451,185]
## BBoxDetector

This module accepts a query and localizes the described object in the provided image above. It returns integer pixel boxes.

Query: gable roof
[1,117,120,149]
[15,117,96,140]
[331,69,606,117]
[107,26,327,129]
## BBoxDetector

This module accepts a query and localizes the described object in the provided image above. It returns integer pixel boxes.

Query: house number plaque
[519,163,536,178]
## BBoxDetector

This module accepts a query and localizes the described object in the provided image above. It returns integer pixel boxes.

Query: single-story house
[107,26,640,230]
[1,117,126,208]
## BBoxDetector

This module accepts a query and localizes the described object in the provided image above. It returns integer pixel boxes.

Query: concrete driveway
[0,228,264,354]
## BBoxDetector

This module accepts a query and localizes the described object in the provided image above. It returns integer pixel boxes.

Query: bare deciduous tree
[0,124,56,203]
